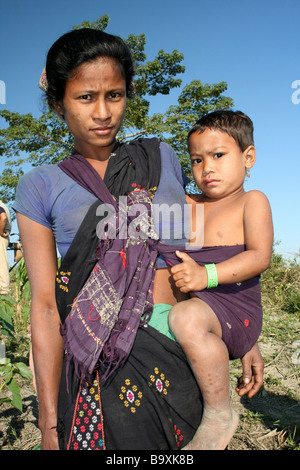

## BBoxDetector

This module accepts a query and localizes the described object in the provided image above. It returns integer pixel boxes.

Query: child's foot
[183,408,239,450]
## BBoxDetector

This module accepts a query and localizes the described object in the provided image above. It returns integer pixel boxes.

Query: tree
[146,80,234,174]
[0,14,233,203]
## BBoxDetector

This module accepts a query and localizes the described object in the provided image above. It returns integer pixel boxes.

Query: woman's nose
[92,98,111,121]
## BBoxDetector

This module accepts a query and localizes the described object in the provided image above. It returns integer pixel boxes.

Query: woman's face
[56,57,127,160]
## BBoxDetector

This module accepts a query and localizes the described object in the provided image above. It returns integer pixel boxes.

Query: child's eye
[191,158,202,165]
[213,153,223,159]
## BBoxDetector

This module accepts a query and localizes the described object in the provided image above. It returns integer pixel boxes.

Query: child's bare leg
[168,297,238,450]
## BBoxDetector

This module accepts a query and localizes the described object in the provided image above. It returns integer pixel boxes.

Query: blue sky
[1,0,300,264]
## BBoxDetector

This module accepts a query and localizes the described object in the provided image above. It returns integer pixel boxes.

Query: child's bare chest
[187,193,246,247]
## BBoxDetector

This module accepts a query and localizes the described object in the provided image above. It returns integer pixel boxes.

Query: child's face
[188,128,255,199]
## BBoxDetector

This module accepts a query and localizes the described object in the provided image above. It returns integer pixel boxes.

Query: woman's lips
[90,127,112,136]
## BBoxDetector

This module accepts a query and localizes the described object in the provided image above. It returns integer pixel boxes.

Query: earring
[246,167,250,179]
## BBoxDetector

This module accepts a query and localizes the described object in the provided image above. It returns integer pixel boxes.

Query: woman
[14,28,263,450]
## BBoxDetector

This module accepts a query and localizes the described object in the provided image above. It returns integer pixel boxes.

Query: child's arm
[171,191,273,292]
[215,190,273,285]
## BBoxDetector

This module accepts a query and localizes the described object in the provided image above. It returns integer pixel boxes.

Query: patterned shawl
[57,139,161,382]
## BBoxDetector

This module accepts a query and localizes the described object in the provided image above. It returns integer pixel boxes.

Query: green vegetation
[0,249,299,450]
[0,14,233,203]
[229,249,300,450]
[0,13,298,451]
[0,259,32,418]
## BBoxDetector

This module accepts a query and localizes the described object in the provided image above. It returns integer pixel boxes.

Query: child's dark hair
[188,110,254,152]
[45,28,135,110]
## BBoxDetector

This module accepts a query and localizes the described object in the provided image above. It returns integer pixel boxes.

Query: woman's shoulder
[14,164,67,216]
[17,163,70,194]
[158,140,190,186]
[159,141,176,159]
[19,163,62,181]
[159,141,181,170]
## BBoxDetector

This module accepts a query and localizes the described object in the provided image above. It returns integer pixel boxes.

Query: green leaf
[0,397,12,405]
[0,357,10,366]
[0,326,15,338]
[0,303,15,337]
[0,295,16,306]
[21,304,30,326]
[15,362,33,379]
[4,368,13,384]
[6,378,23,412]
[0,304,14,327]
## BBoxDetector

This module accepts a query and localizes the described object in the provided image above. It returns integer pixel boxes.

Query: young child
[168,110,273,450]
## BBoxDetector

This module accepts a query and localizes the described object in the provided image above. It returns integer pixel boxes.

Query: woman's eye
[109,92,121,100]
[80,94,92,100]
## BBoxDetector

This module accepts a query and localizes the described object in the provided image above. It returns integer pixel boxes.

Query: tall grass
[261,250,300,315]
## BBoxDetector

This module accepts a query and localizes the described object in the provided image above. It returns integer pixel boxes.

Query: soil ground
[0,337,299,451]
[1,275,299,451]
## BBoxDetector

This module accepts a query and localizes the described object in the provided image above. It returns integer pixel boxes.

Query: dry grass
[0,251,299,450]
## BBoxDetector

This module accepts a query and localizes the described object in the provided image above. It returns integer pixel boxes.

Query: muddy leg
[169,298,238,450]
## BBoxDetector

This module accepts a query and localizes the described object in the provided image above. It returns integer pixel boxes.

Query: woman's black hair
[45,28,135,109]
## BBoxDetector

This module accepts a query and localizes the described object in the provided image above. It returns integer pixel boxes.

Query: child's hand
[236,343,264,398]
[170,251,208,292]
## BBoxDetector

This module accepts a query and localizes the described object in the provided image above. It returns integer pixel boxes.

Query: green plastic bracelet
[205,263,218,288]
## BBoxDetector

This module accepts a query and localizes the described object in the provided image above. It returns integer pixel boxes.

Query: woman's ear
[244,145,256,170]
[53,101,65,121]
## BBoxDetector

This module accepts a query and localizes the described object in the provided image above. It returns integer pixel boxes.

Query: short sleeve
[154,142,190,251]
[13,167,52,229]
[159,141,190,187]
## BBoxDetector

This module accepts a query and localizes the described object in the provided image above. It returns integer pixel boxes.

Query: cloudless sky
[1,0,299,265]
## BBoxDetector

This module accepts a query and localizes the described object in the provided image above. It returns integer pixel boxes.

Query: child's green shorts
[148,303,176,341]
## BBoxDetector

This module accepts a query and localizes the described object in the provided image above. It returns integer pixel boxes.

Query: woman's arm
[17,213,63,450]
